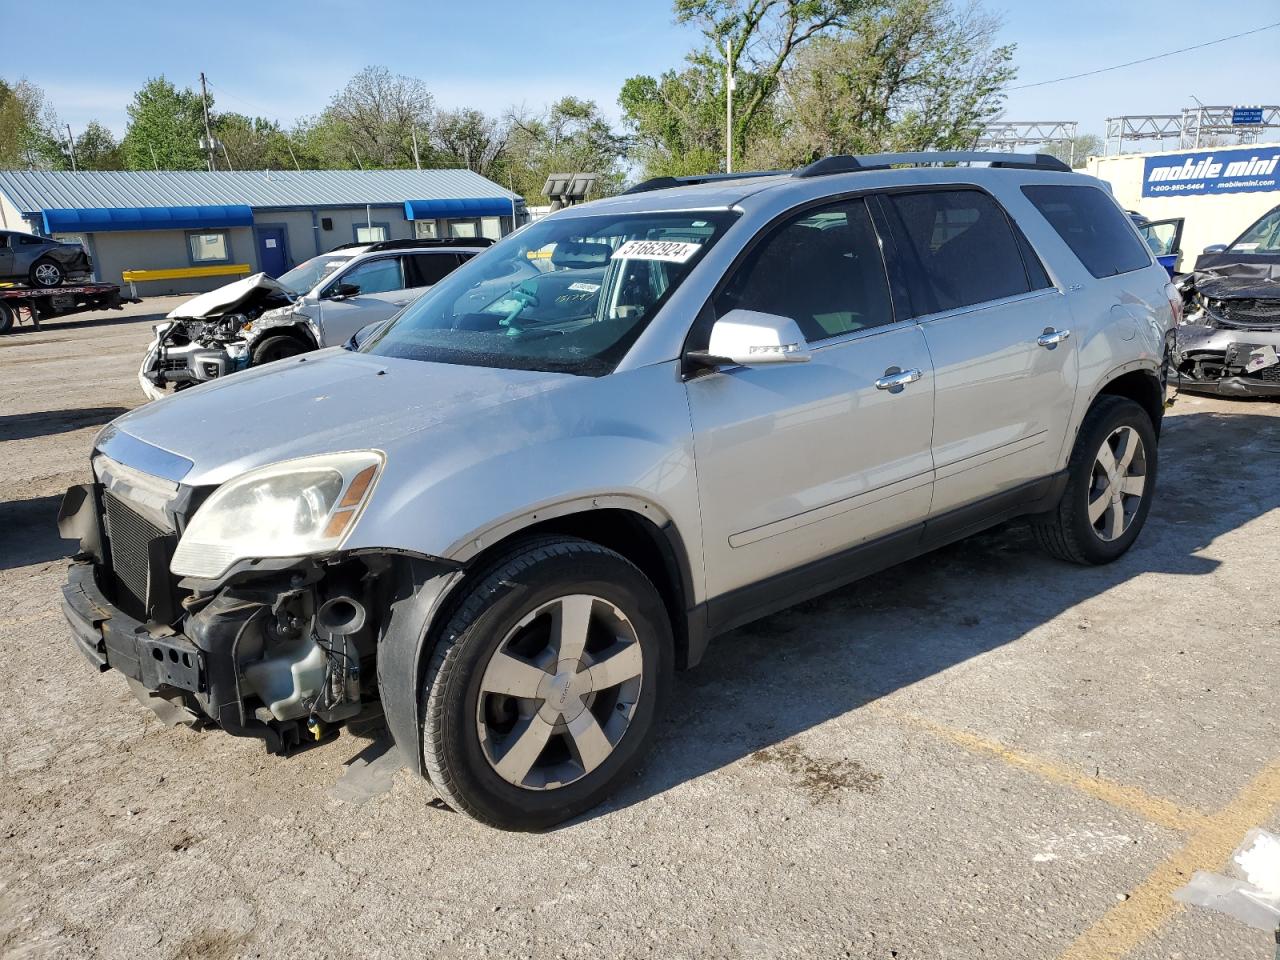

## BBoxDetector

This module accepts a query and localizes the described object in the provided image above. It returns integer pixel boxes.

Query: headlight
[170,451,384,579]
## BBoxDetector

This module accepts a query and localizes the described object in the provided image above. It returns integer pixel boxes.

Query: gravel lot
[2,299,1277,960]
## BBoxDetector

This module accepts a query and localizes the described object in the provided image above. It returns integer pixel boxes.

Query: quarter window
[188,232,229,263]
[1021,184,1152,279]
[714,197,894,342]
[407,253,462,287]
[882,190,1031,314]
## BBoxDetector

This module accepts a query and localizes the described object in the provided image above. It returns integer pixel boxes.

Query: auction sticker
[612,239,703,263]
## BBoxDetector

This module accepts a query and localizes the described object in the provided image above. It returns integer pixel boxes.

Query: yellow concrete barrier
[121,263,252,283]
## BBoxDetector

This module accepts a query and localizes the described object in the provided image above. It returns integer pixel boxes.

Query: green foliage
[121,77,208,170]
[432,108,509,179]
[503,97,628,200]
[214,113,296,170]
[311,66,434,169]
[1042,133,1103,169]
[0,77,67,170]
[72,121,124,170]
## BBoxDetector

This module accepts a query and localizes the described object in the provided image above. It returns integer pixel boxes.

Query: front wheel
[420,537,673,830]
[1033,395,1158,565]
[250,334,307,366]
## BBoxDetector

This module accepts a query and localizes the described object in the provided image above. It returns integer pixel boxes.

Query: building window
[414,220,438,239]
[481,217,503,240]
[355,224,388,244]
[449,220,479,238]
[188,232,230,263]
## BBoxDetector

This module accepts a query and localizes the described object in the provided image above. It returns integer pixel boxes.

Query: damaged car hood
[1193,262,1280,302]
[168,273,291,319]
[107,349,573,486]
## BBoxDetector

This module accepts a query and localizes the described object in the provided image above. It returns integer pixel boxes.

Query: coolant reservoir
[241,638,327,721]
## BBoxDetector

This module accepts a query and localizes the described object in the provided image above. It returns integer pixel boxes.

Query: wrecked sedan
[0,229,92,287]
[1170,204,1280,397]
[138,239,487,399]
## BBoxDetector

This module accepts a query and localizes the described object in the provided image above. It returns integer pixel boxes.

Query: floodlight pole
[65,124,76,172]
[199,72,216,172]
[411,127,422,170]
[725,36,735,174]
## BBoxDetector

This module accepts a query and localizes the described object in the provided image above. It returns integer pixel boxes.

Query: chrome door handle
[874,367,922,392]
[1037,328,1071,348]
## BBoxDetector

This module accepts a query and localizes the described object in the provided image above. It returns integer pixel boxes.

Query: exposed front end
[1171,264,1280,397]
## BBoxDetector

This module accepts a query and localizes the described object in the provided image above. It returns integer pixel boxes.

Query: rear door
[687,196,935,608]
[878,188,1077,516]
[405,252,466,303]
[315,255,408,345]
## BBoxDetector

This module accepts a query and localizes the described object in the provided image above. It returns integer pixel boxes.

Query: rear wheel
[0,303,13,334]
[420,537,673,830]
[250,334,307,365]
[1033,395,1157,565]
[29,258,64,288]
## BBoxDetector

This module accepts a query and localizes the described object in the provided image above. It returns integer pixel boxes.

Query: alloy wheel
[476,594,644,790]
[1088,425,1147,542]
[33,262,62,286]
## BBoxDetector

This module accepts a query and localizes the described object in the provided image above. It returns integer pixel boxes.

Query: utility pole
[411,126,422,170]
[65,124,77,172]
[286,141,302,171]
[350,146,364,170]
[199,71,216,171]
[724,37,735,173]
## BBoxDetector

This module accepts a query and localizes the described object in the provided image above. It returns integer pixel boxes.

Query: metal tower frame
[976,121,1079,165]
[1104,106,1280,154]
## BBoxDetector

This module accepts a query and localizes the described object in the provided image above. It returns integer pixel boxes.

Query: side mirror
[687,308,812,372]
[1202,243,1228,255]
[329,282,361,300]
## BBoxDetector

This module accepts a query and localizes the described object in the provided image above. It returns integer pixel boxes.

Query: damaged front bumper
[138,321,251,400]
[1170,321,1280,398]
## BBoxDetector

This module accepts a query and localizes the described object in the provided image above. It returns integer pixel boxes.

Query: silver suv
[60,153,1179,830]
[138,238,487,399]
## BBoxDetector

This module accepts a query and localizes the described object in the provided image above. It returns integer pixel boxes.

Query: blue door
[256,226,288,277]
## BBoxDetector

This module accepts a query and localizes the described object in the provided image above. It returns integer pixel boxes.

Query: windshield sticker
[612,239,703,263]
[568,281,601,293]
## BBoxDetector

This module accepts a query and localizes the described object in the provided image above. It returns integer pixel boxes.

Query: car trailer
[0,282,137,334]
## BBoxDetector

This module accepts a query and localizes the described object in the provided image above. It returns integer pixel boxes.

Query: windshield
[361,211,737,376]
[1230,207,1280,254]
[277,253,352,296]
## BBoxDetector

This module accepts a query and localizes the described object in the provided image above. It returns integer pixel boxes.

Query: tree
[1042,133,1103,169]
[72,121,124,170]
[432,108,510,179]
[0,78,66,169]
[619,65,732,177]
[121,77,208,170]
[314,66,434,169]
[215,113,296,170]
[746,0,1015,167]
[504,97,627,200]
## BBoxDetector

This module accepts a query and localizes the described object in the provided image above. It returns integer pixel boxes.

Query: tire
[420,536,673,830]
[1032,395,1158,565]
[29,258,64,288]
[0,303,13,334]
[250,334,307,365]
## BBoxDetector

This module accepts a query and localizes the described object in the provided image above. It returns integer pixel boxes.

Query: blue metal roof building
[0,169,524,294]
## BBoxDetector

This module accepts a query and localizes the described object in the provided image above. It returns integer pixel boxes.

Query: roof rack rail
[621,170,787,195]
[796,151,1071,177]
[363,237,495,252]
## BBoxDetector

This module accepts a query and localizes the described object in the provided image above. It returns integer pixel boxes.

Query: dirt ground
[1,299,1277,960]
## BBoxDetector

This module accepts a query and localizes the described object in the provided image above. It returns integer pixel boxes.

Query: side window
[19,234,44,246]
[1021,184,1152,279]
[1015,228,1053,290]
[407,253,461,288]
[882,190,1031,315]
[714,197,894,343]
[328,257,404,297]
[0,234,9,248]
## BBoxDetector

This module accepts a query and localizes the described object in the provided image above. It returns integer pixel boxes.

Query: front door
[687,197,935,607]
[1136,218,1184,276]
[877,188,1078,516]
[0,234,13,280]
[316,255,410,346]
[257,227,289,277]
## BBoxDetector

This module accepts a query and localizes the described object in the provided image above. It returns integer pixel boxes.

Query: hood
[108,349,572,486]
[168,273,290,319]
[1194,262,1280,301]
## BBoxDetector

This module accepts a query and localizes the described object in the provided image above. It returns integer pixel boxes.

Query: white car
[138,238,488,399]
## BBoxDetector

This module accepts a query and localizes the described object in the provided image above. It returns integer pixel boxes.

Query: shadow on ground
[0,309,163,338]
[0,407,128,443]
[592,405,1280,821]
[0,494,69,570]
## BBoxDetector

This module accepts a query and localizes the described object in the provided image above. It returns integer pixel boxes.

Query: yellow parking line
[1057,761,1280,960]
[881,709,1208,833]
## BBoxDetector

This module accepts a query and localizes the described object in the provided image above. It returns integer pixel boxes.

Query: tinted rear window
[1021,184,1152,279]
[882,189,1032,314]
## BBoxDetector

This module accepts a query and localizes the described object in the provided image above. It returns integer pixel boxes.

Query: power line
[1010,21,1280,91]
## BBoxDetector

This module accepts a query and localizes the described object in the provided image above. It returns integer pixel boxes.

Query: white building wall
[1087,143,1280,269]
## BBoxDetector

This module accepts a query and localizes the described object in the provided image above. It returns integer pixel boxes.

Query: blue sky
[5,0,1279,146]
